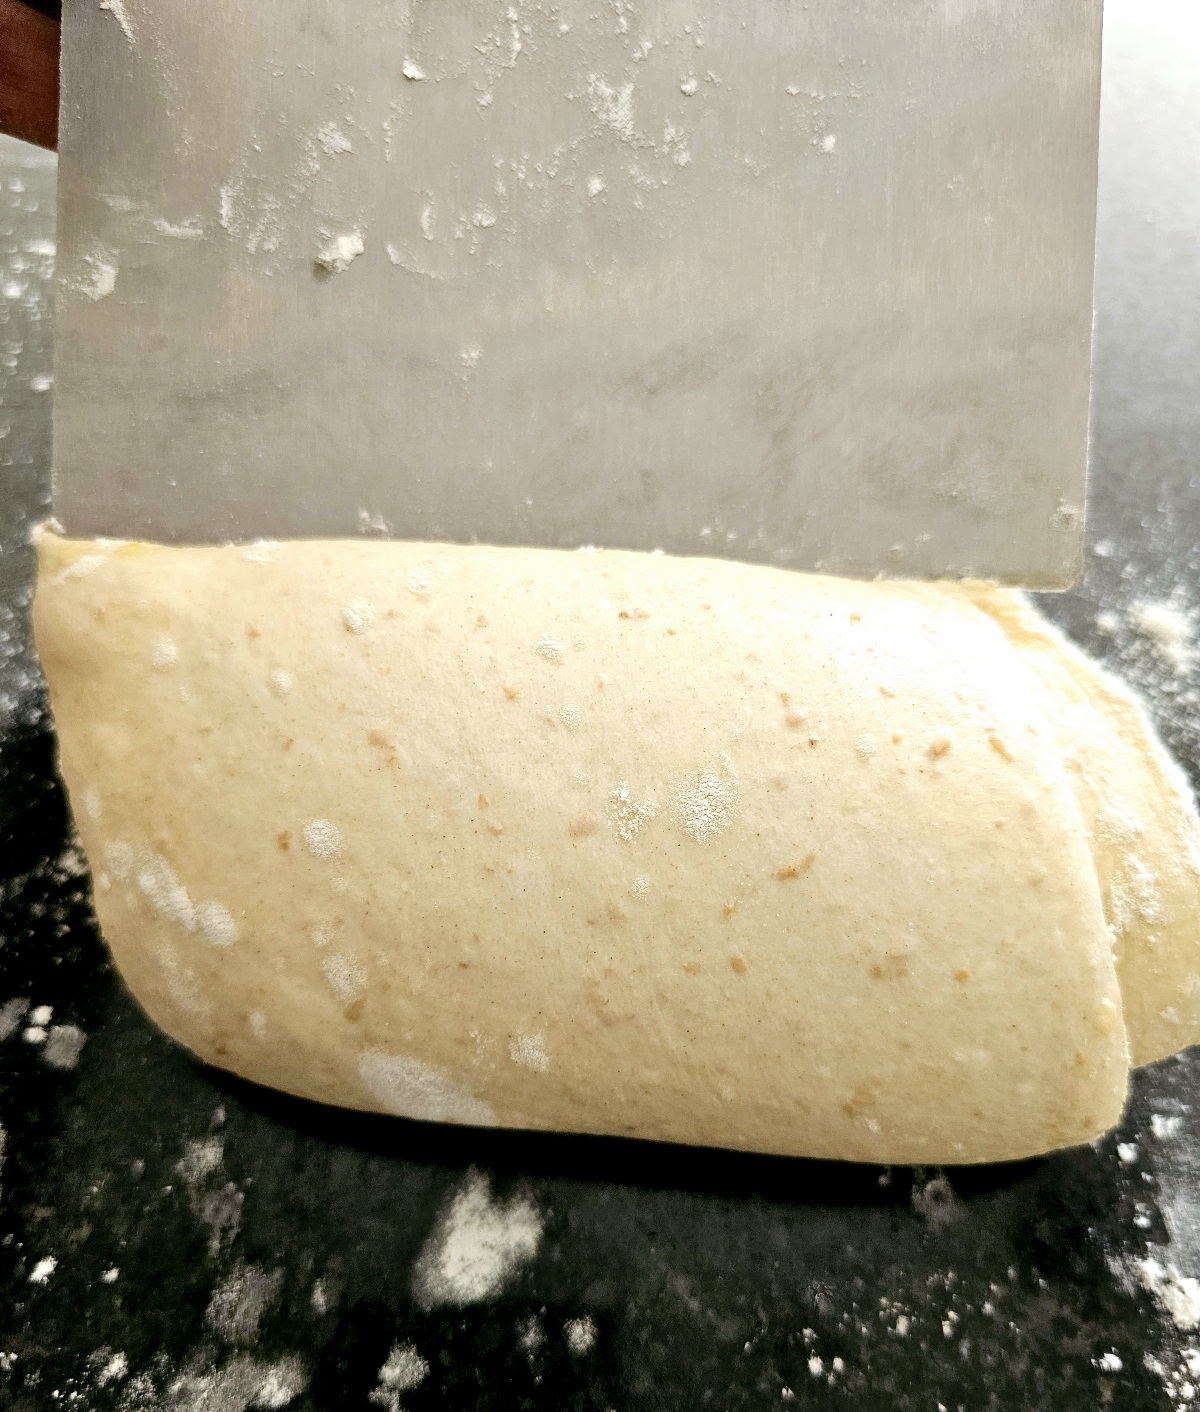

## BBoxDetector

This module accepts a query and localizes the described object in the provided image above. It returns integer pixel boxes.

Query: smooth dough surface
[33,534,1200,1164]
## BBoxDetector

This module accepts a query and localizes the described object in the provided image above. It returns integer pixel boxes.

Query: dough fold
[32,534,1200,1164]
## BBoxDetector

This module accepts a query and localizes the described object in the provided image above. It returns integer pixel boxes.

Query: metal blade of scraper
[51,0,1100,585]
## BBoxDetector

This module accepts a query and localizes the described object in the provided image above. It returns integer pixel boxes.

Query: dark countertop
[2,3,1200,1407]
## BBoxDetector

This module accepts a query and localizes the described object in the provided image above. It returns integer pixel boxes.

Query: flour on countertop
[564,1316,597,1355]
[164,1352,305,1411]
[175,1137,244,1258]
[368,1342,428,1411]
[42,1024,86,1071]
[206,1263,283,1346]
[411,1168,542,1309]
[1152,1114,1185,1140]
[93,1348,128,1386]
[1129,601,1195,675]
[1138,1257,1200,1330]
[0,999,30,1040]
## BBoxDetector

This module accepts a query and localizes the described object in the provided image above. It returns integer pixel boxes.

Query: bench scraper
[51,0,1102,585]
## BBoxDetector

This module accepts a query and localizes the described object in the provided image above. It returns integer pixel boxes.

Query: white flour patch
[164,1352,305,1411]
[508,1032,549,1072]
[1109,853,1163,935]
[1138,1256,1200,1330]
[153,217,205,240]
[670,757,739,843]
[206,1262,283,1346]
[608,783,658,843]
[315,122,353,157]
[369,1342,428,1410]
[358,1050,494,1126]
[402,58,427,80]
[175,1137,244,1258]
[30,1005,52,1026]
[1152,1114,1185,1140]
[303,819,343,859]
[1129,601,1195,675]
[104,840,134,880]
[197,902,238,948]
[269,670,293,696]
[342,600,375,634]
[0,998,29,1041]
[315,231,364,275]
[587,75,635,140]
[29,1256,56,1284]
[54,554,105,584]
[42,1025,87,1071]
[1096,800,1145,846]
[535,636,565,663]
[137,855,196,931]
[158,948,212,1019]
[241,541,282,565]
[152,637,179,668]
[93,1349,128,1385]
[72,250,119,300]
[98,0,135,44]
[321,953,367,1002]
[564,1316,597,1354]
[411,1168,542,1309]
[405,565,436,599]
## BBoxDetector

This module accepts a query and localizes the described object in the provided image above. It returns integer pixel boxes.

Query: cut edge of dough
[959,583,1200,1068]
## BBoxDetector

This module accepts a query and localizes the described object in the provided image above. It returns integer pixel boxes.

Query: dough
[32,534,1200,1165]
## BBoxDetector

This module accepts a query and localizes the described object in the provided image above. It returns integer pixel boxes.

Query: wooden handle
[0,0,60,151]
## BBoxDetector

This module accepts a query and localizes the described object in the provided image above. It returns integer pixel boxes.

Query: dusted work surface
[5,8,1200,1412]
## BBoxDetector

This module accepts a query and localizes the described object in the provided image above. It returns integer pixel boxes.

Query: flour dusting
[358,1050,494,1126]
[98,0,135,44]
[321,953,367,1002]
[508,1032,549,1072]
[1130,601,1195,675]
[368,1342,428,1410]
[315,232,364,275]
[303,819,343,859]
[0,998,29,1041]
[1138,1257,1200,1330]
[671,757,739,843]
[206,1263,283,1346]
[608,783,658,842]
[42,1024,86,1071]
[411,1168,542,1309]
[564,1316,597,1354]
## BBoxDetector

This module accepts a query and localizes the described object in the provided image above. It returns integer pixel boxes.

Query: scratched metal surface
[1,2,1200,1408]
